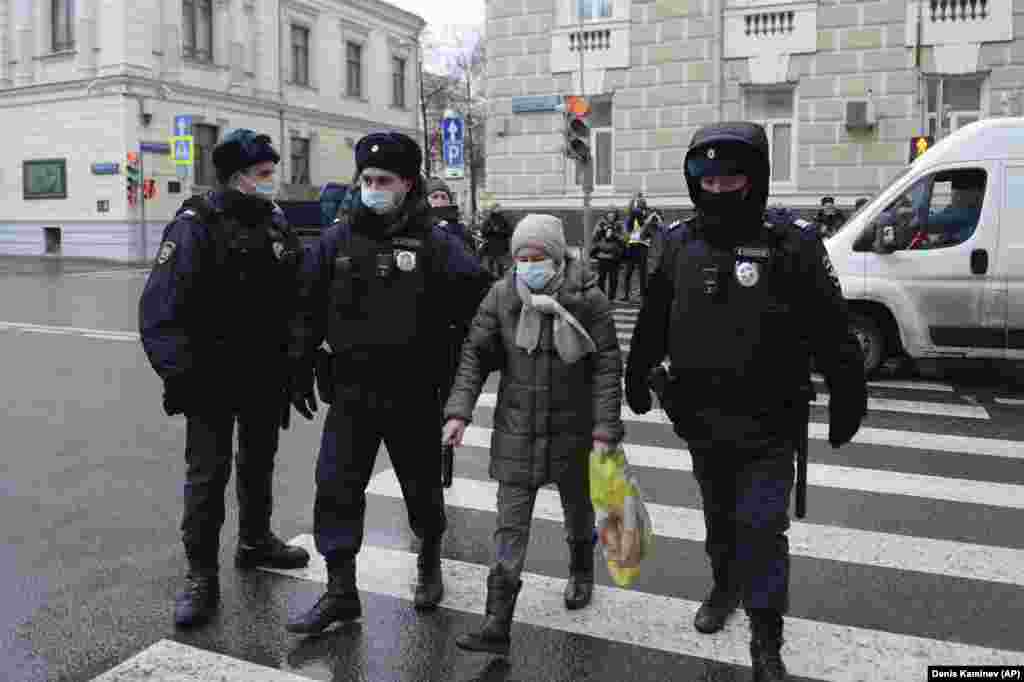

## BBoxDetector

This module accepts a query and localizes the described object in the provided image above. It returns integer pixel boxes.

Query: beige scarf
[514,264,597,365]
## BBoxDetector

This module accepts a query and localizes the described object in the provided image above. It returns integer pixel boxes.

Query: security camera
[141,112,153,127]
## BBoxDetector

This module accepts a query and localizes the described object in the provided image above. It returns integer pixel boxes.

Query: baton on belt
[441,442,454,488]
[794,387,812,519]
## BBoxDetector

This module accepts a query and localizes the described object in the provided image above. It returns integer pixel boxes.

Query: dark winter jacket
[444,256,624,487]
[590,225,625,262]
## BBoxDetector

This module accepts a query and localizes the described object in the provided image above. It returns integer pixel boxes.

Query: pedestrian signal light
[142,178,157,200]
[909,135,933,163]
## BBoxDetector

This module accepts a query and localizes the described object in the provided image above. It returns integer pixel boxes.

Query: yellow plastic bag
[589,444,654,587]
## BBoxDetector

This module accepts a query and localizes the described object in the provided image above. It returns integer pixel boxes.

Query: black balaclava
[684,122,771,249]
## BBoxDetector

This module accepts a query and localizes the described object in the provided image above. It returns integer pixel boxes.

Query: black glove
[289,356,319,420]
[625,370,653,415]
[828,387,867,448]
[162,373,194,417]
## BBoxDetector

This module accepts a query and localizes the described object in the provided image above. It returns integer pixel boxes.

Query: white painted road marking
[259,539,1024,682]
[368,471,1024,587]
[90,639,311,681]
[0,320,139,341]
[458,425,1024,509]
[474,393,1019,458]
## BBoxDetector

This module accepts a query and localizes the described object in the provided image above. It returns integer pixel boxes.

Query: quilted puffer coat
[444,256,624,487]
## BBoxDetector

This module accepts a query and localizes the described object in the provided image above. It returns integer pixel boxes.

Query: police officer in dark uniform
[624,122,867,682]
[285,132,491,635]
[139,129,310,628]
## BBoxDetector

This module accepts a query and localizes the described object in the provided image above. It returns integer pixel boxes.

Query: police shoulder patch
[156,240,177,265]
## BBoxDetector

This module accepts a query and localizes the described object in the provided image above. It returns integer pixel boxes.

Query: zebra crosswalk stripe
[456,425,1024,510]
[259,539,1024,682]
[367,470,1024,586]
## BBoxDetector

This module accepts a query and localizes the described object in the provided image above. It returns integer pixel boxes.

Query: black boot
[455,565,522,656]
[693,586,741,634]
[414,535,444,610]
[749,610,787,682]
[286,557,361,635]
[235,533,311,570]
[564,540,595,610]
[174,571,220,628]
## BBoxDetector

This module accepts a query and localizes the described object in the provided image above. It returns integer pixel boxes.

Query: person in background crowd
[620,201,654,302]
[590,209,625,299]
[815,196,847,238]
[481,204,514,278]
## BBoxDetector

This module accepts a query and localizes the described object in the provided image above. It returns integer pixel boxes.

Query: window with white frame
[291,25,311,86]
[392,56,407,108]
[574,96,614,188]
[193,124,219,187]
[577,0,612,20]
[52,0,74,52]
[291,137,311,185]
[346,41,364,98]
[927,76,983,140]
[744,89,795,184]
[183,0,214,63]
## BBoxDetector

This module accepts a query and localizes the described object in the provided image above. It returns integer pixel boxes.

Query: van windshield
[832,164,916,235]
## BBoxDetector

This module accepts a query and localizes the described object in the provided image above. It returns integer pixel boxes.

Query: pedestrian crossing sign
[169,135,194,166]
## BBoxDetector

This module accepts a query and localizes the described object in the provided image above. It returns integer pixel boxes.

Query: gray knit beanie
[509,214,567,263]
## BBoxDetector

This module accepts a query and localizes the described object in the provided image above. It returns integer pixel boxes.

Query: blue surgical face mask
[516,259,557,291]
[252,182,276,198]
[362,188,403,214]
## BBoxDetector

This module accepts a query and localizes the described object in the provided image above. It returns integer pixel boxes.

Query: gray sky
[386,0,484,72]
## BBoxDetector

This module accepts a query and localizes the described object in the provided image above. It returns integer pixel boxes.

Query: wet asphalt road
[1,256,1023,682]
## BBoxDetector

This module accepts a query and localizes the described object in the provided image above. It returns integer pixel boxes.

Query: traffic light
[126,152,140,206]
[909,135,933,163]
[563,96,591,163]
[142,178,157,201]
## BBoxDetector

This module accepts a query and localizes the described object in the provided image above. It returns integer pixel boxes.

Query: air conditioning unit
[845,100,876,130]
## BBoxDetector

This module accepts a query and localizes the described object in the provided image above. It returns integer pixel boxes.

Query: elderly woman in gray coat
[443,214,625,656]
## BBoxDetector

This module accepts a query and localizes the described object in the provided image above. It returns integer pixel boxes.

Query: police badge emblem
[395,250,417,272]
[272,242,285,260]
[371,144,379,153]
[707,148,716,159]
[735,260,760,287]
[156,241,176,265]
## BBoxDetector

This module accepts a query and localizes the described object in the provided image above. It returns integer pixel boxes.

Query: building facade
[0,0,424,260]
[484,0,1024,238]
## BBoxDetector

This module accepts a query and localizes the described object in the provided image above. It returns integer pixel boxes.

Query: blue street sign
[442,115,465,179]
[447,143,464,167]
[140,141,171,154]
[91,162,120,175]
[174,115,193,137]
[512,95,562,113]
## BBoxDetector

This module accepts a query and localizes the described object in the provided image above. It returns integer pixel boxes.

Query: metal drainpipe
[278,1,286,184]
[713,0,723,121]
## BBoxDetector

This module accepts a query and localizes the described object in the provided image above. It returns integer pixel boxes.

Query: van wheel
[850,313,885,376]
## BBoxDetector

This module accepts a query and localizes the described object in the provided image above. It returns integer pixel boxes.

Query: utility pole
[418,43,432,176]
[466,71,478,221]
[578,13,593,260]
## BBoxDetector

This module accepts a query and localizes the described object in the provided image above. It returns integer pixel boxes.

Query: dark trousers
[621,245,649,299]
[313,384,446,561]
[182,404,281,570]
[689,447,795,613]
[596,260,620,300]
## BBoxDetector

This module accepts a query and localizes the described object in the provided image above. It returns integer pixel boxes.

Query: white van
[824,117,1024,375]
